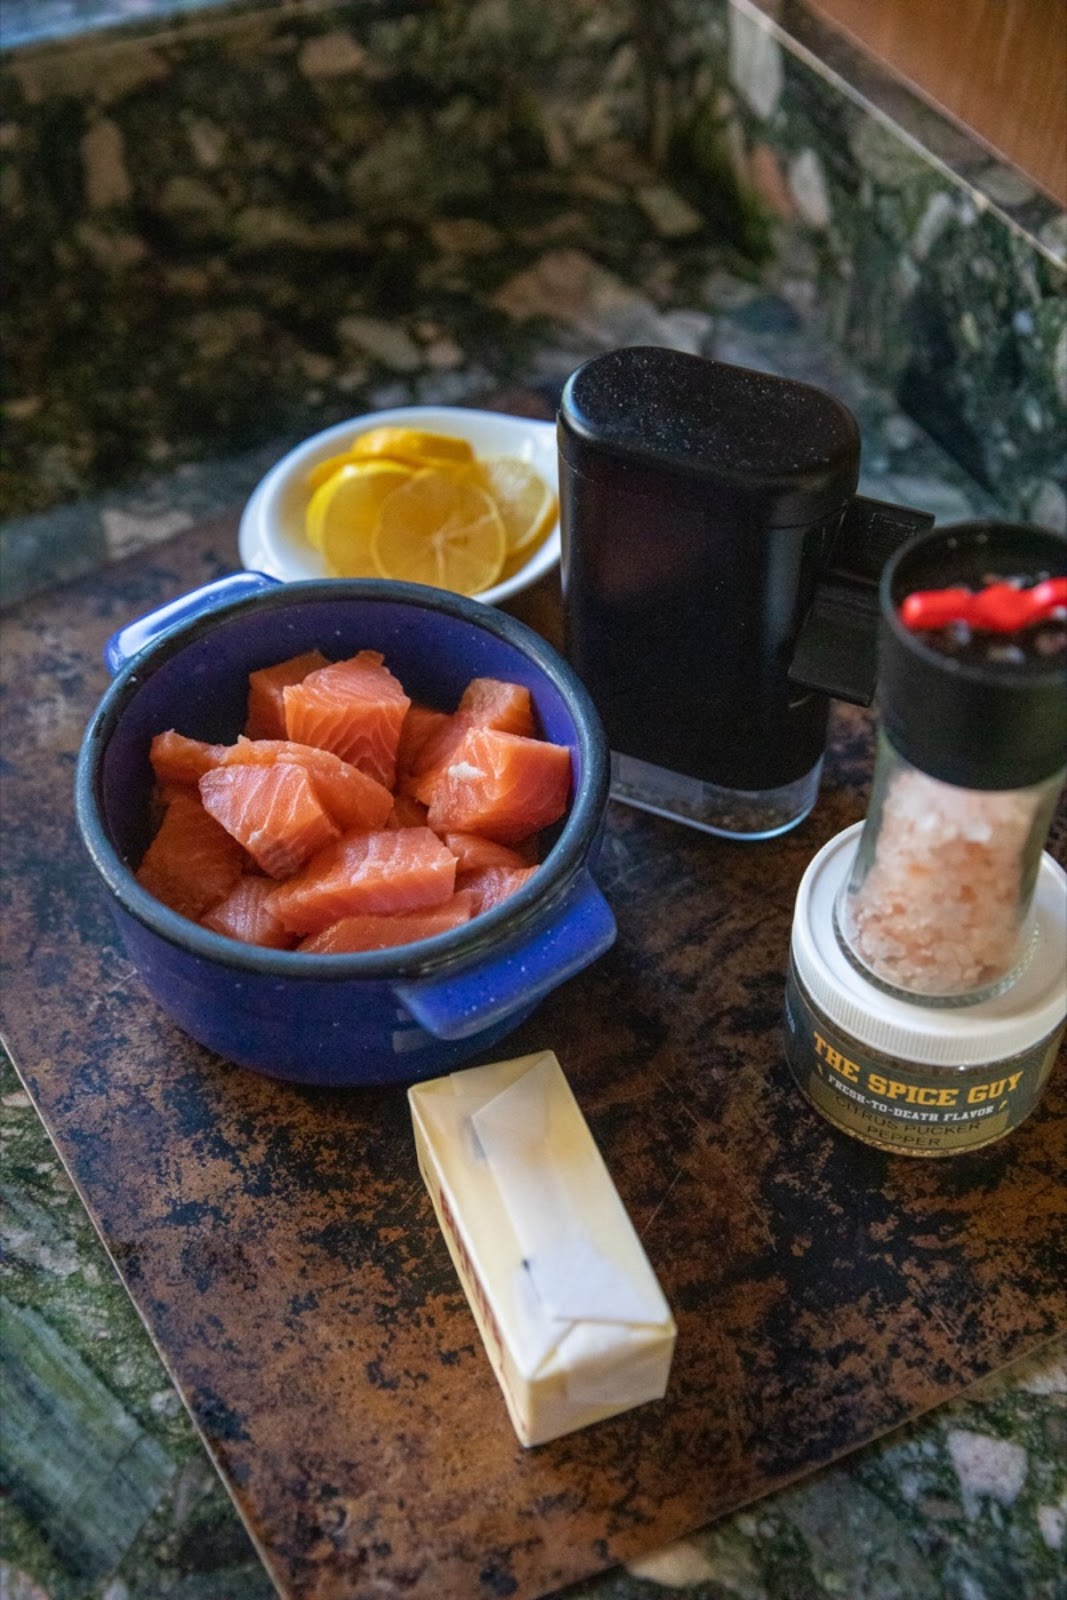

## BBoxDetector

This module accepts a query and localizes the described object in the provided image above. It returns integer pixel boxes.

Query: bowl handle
[104,572,279,676]
[394,870,616,1041]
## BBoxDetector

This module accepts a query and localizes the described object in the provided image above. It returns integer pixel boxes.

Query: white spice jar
[785,825,1067,1156]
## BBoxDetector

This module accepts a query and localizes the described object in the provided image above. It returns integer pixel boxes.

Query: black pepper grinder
[558,346,934,839]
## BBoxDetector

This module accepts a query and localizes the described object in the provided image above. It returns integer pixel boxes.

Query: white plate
[238,405,561,607]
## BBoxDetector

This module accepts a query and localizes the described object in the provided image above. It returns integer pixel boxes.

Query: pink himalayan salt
[843,769,1035,997]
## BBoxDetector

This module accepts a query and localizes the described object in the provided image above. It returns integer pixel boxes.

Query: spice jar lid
[878,523,1067,789]
[791,824,1067,1067]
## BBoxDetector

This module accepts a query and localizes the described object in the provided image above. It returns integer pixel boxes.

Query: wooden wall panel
[805,0,1067,204]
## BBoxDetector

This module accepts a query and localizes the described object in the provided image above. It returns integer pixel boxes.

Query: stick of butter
[408,1049,677,1447]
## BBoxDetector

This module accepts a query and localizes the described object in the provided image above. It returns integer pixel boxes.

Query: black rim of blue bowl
[75,579,611,981]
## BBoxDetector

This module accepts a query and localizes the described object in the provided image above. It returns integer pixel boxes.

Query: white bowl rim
[237,404,561,608]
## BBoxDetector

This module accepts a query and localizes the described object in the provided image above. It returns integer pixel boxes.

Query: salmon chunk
[425,727,570,844]
[245,650,329,740]
[299,889,476,953]
[283,650,410,789]
[136,790,246,920]
[458,864,538,915]
[202,876,296,949]
[268,826,458,935]
[407,677,536,799]
[200,763,340,879]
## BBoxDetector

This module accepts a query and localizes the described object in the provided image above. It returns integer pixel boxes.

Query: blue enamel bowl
[75,574,615,1086]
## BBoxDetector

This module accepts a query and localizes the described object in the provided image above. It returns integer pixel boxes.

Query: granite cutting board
[1,513,1064,1600]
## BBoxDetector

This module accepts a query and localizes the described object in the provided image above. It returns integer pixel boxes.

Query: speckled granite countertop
[2,1,1065,1595]
[3,0,1064,569]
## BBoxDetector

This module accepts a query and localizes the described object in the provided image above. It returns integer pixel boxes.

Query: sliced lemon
[306,460,413,569]
[472,455,558,557]
[305,449,363,496]
[349,425,475,468]
[370,469,506,596]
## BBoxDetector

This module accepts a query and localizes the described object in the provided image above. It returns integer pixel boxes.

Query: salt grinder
[558,346,934,839]
[784,522,1067,1157]
[837,522,1067,1004]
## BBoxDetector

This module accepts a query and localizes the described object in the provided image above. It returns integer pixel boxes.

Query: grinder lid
[879,522,1067,790]
[558,346,861,528]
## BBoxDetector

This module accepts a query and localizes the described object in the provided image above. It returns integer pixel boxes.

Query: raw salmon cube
[406,677,536,799]
[150,730,225,786]
[299,889,476,953]
[149,732,391,838]
[282,650,410,790]
[395,704,450,783]
[245,650,329,740]
[457,677,534,737]
[215,738,393,833]
[425,727,570,844]
[199,762,340,880]
[457,864,538,915]
[267,826,458,935]
[443,832,534,873]
[202,876,296,949]
[135,790,246,921]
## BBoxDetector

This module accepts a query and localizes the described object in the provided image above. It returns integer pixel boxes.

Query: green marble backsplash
[2,0,1065,530]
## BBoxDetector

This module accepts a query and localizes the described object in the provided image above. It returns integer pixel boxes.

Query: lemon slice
[305,449,363,496]
[473,455,558,557]
[349,425,475,468]
[371,469,506,595]
[306,461,413,569]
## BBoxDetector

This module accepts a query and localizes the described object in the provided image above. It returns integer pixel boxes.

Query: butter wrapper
[408,1050,676,1447]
